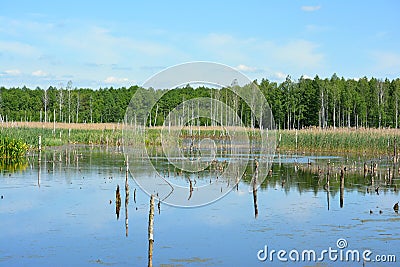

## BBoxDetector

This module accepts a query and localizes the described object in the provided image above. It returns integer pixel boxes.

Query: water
[1,146,399,266]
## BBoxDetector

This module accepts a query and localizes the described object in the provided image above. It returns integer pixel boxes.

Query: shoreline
[1,122,400,154]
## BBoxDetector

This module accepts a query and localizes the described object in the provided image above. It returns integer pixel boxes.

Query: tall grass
[278,128,400,154]
[0,127,122,148]
[0,136,29,162]
[3,124,399,154]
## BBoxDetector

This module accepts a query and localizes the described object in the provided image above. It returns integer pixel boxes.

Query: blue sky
[0,0,399,88]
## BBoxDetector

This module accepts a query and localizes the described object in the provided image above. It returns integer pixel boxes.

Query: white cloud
[32,70,48,77]
[374,31,388,39]
[61,25,175,64]
[200,33,324,72]
[235,64,259,73]
[104,76,131,84]
[271,39,324,69]
[3,69,21,76]
[0,41,38,57]
[301,5,321,12]
[203,33,235,46]
[303,74,313,80]
[200,33,250,62]
[273,72,287,80]
[370,51,400,72]
[305,24,330,33]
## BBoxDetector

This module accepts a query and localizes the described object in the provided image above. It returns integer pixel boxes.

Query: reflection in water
[3,146,400,267]
[37,151,41,187]
[0,159,28,173]
[125,166,130,237]
[252,159,259,219]
[116,185,121,220]
[340,168,344,208]
[188,177,193,200]
[326,171,330,211]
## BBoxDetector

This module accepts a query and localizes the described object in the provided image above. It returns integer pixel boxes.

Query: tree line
[1,74,400,129]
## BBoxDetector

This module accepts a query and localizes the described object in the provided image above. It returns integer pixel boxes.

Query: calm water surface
[1,146,399,266]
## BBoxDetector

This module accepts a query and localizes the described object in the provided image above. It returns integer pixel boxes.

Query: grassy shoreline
[278,128,400,155]
[2,122,400,154]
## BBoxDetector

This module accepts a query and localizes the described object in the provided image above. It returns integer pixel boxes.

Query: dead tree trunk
[148,195,155,267]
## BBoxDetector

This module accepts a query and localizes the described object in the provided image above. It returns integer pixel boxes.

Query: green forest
[1,74,400,130]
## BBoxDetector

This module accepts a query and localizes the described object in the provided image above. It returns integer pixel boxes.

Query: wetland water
[1,146,399,266]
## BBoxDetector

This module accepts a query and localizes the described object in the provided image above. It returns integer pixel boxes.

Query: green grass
[2,125,399,155]
[0,136,29,163]
[0,127,122,148]
[278,128,400,154]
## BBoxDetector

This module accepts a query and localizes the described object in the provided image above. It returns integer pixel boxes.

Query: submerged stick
[148,195,155,267]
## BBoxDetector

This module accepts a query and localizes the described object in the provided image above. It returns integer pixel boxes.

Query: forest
[1,74,400,130]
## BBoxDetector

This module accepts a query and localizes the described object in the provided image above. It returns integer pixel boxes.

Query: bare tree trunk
[53,109,56,134]
[148,195,155,267]
[43,88,48,123]
[90,95,93,123]
[378,80,383,128]
[347,110,351,128]
[396,95,398,129]
[325,92,328,128]
[333,102,336,129]
[67,80,72,124]
[76,92,80,123]
[154,104,158,126]
[58,84,63,122]
[320,90,325,129]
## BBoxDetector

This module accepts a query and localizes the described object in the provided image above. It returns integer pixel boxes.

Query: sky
[0,0,399,89]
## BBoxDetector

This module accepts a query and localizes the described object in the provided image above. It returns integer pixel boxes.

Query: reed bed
[278,128,400,154]
[0,136,29,162]
[3,122,400,155]
[0,127,122,148]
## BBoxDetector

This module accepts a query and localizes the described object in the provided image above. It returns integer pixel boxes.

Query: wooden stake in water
[125,182,129,237]
[38,135,42,152]
[37,151,41,187]
[326,172,330,211]
[340,168,344,208]
[125,156,130,236]
[148,195,155,267]
[53,109,56,135]
[394,137,398,164]
[252,159,259,218]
